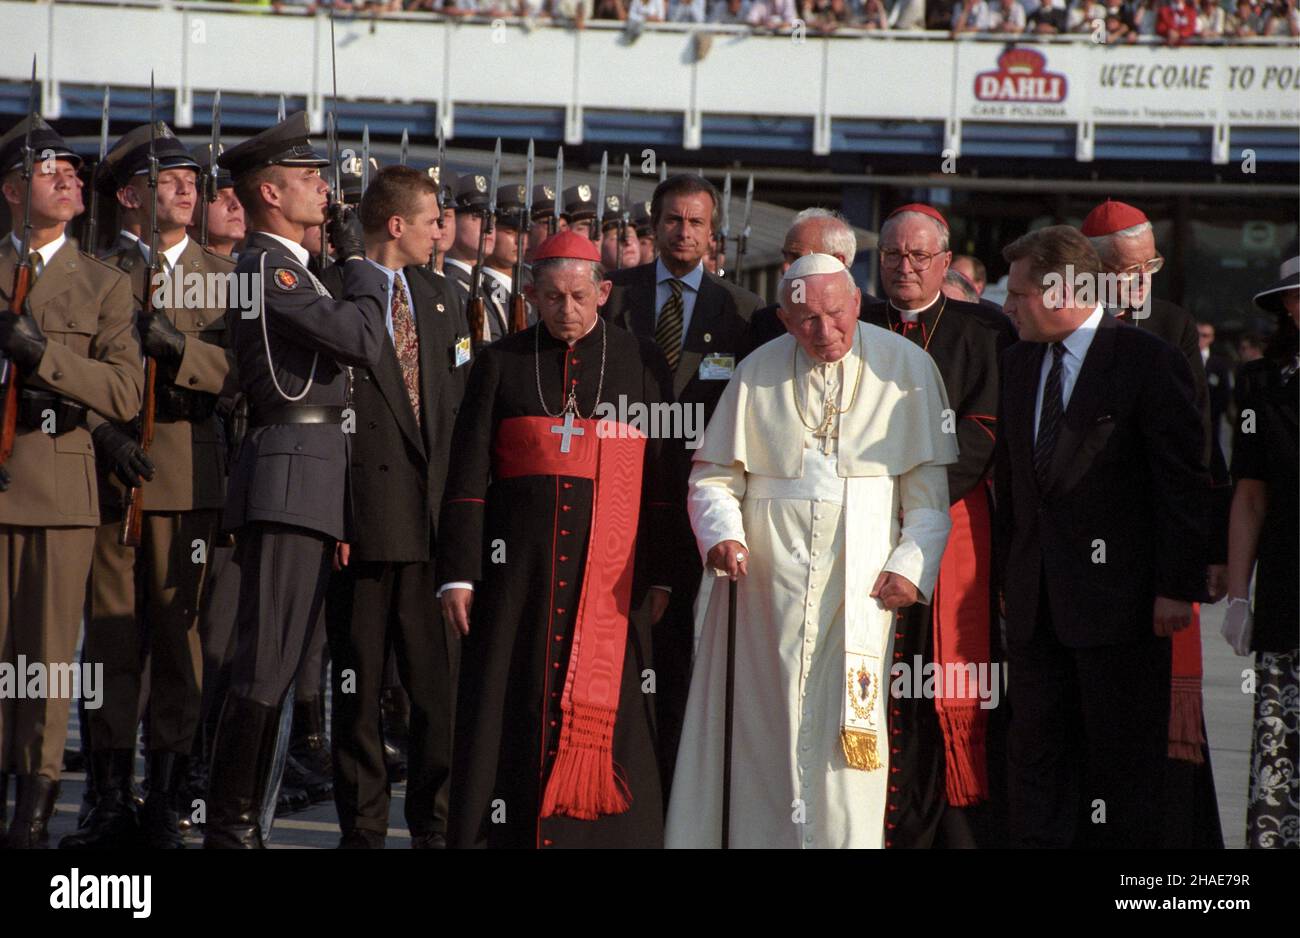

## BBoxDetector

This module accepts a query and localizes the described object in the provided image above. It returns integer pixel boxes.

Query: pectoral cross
[814,404,839,441]
[550,410,585,454]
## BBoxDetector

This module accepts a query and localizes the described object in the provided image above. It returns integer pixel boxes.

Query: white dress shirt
[1034,305,1104,440]
[120,229,188,271]
[10,232,67,268]
[259,231,312,268]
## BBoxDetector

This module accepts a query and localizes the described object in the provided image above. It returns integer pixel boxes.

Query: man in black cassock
[860,204,1016,849]
[438,231,671,849]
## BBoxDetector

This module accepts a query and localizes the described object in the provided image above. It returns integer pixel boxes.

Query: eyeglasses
[1114,255,1164,278]
[880,249,946,272]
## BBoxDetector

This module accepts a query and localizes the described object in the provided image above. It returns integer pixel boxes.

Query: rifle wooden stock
[467,295,486,347]
[119,354,156,547]
[509,293,528,334]
[0,264,33,465]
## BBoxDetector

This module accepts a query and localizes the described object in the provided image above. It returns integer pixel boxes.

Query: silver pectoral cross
[551,410,585,454]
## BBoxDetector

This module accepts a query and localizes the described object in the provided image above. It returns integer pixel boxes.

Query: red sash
[493,416,646,820]
[931,486,992,807]
[1170,605,1206,763]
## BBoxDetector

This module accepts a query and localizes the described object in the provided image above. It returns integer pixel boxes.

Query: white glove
[1221,597,1254,657]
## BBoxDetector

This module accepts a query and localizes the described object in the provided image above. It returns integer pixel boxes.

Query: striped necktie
[1034,342,1067,487]
[655,278,684,370]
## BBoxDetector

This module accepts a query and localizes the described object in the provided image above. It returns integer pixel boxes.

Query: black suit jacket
[993,314,1208,648]
[602,261,762,589]
[347,266,471,564]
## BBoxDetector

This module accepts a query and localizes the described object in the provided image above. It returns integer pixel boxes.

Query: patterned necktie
[28,252,43,283]
[655,278,684,370]
[1034,342,1067,487]
[390,275,422,423]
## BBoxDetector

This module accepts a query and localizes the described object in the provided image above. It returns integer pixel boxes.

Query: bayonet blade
[594,150,608,239]
[361,124,371,193]
[277,94,286,123]
[17,56,39,265]
[523,138,535,220]
[487,138,501,219]
[721,172,732,240]
[399,128,409,166]
[741,173,754,238]
[659,160,668,183]
[554,147,564,221]
[98,87,111,161]
[620,154,630,222]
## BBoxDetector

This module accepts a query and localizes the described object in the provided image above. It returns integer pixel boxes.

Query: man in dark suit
[325,166,470,849]
[601,174,762,797]
[204,113,388,849]
[748,208,873,348]
[994,226,1208,849]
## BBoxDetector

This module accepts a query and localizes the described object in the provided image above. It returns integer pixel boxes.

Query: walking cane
[722,577,737,849]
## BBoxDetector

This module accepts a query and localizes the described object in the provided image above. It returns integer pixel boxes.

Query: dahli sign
[974,48,1068,104]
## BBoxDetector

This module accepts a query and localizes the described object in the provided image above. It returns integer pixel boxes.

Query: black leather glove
[0,300,48,370]
[0,466,10,492]
[92,422,156,489]
[327,201,366,263]
[140,311,186,364]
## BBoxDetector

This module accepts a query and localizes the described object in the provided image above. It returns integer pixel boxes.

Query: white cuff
[437,581,474,597]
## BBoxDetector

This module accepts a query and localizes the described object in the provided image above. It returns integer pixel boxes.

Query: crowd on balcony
[212,0,1300,39]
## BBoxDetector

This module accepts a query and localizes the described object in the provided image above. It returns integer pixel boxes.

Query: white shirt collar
[445,257,473,276]
[656,257,704,291]
[10,232,67,267]
[483,267,512,290]
[258,231,311,267]
[119,230,188,270]
[1058,305,1105,360]
[889,292,943,323]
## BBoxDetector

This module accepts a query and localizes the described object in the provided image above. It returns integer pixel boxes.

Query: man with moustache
[601,174,762,799]
[203,113,388,849]
[0,117,143,848]
[861,203,1015,848]
[61,123,237,850]
[326,166,469,848]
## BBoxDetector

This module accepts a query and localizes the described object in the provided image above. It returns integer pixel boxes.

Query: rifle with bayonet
[467,139,501,346]
[731,174,753,287]
[198,90,221,249]
[119,76,163,547]
[592,151,607,244]
[321,6,340,270]
[510,140,534,334]
[617,154,630,270]
[85,87,110,254]
[361,124,371,196]
[551,147,564,236]
[399,128,409,167]
[428,124,446,273]
[0,59,41,468]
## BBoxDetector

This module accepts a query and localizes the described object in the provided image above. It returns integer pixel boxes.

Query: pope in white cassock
[665,254,958,849]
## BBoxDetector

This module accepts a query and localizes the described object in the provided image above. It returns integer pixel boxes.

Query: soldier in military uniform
[482,182,528,331]
[598,194,641,271]
[631,199,655,265]
[524,182,560,263]
[427,166,457,276]
[562,183,597,239]
[188,155,245,258]
[443,172,502,345]
[0,117,144,849]
[204,112,387,849]
[60,123,237,850]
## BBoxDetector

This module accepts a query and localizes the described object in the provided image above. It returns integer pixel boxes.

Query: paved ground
[38,601,1254,850]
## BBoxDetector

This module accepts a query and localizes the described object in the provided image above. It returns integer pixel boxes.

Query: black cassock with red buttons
[438,318,673,848]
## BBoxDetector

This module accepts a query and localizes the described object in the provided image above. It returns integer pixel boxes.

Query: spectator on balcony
[670,0,709,19]
[1157,0,1200,41]
[861,0,891,26]
[988,0,1028,31]
[952,0,989,32]
[1027,0,1071,32]
[807,0,859,30]
[1196,0,1228,34]
[746,0,800,26]
[886,0,926,27]
[927,0,958,28]
[1224,0,1260,33]
[556,0,597,24]
[709,0,756,20]
[627,0,667,20]
[1264,0,1300,34]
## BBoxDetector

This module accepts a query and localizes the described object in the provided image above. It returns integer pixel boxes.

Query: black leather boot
[285,697,333,804]
[177,730,206,832]
[7,775,56,849]
[139,751,187,849]
[203,696,277,849]
[379,686,410,784]
[59,750,138,849]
